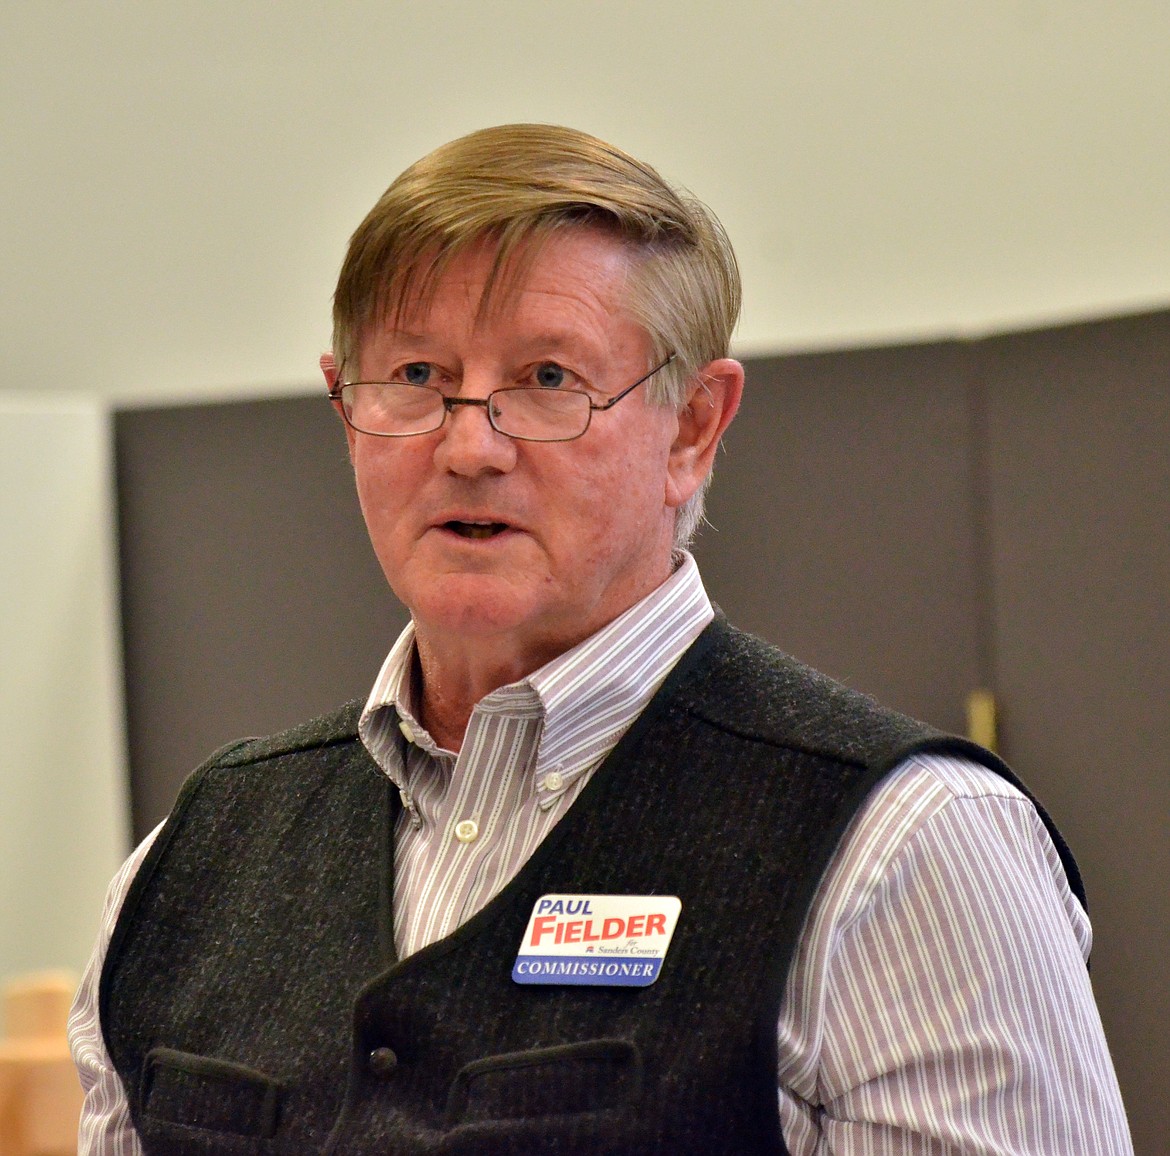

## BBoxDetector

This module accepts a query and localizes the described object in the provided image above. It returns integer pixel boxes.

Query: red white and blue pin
[513,894,682,987]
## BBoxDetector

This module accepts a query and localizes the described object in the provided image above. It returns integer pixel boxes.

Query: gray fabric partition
[115,397,407,835]
[692,339,985,735]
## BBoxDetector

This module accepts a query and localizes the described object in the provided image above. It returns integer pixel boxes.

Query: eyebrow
[380,329,436,346]
[376,330,603,361]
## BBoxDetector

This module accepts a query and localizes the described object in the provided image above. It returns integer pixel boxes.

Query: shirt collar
[359,551,713,787]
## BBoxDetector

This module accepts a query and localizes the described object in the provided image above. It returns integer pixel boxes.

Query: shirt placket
[408,696,542,952]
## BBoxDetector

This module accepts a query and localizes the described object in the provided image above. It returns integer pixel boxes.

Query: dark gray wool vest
[101,618,1082,1155]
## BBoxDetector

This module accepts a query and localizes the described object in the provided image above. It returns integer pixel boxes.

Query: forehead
[381,228,640,342]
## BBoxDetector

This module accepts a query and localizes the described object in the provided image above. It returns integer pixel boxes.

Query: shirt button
[543,770,565,792]
[398,719,415,743]
[368,1046,398,1078]
[454,819,479,843]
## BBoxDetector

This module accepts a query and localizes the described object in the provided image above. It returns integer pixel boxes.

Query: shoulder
[673,620,1085,901]
[208,700,365,770]
[126,701,375,904]
[156,701,370,821]
[807,752,1086,954]
[838,751,1034,881]
[677,619,951,771]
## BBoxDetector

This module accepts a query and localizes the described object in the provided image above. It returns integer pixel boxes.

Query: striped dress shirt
[68,554,1133,1153]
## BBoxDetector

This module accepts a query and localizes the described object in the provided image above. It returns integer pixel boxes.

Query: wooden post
[0,972,82,1156]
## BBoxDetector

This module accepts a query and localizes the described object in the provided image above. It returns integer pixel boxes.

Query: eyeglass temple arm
[590,354,676,411]
[326,357,348,401]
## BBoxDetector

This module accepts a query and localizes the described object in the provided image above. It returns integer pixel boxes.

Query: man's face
[339,228,693,669]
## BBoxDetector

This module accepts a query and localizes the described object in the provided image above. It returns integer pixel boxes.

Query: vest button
[368,1046,398,1077]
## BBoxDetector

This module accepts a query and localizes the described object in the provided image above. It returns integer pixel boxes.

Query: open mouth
[445,521,510,540]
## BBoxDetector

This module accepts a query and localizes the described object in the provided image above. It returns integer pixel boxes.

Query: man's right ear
[322,352,356,453]
[321,351,339,392]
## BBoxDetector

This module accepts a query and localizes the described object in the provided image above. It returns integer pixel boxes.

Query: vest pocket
[445,1038,643,1125]
[141,1047,282,1138]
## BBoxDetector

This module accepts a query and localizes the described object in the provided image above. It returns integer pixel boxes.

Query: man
[70,124,1132,1153]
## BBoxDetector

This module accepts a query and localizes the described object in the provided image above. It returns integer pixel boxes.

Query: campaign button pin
[512,894,682,987]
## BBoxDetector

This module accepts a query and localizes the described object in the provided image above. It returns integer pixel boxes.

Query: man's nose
[433,394,517,476]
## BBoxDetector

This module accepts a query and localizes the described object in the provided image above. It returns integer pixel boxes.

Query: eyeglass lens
[343,384,593,441]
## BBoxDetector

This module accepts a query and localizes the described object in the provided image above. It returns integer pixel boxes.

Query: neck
[412,630,562,752]
[410,556,681,750]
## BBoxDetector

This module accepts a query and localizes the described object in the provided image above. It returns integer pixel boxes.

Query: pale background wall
[0,400,129,978]
[1,0,1168,971]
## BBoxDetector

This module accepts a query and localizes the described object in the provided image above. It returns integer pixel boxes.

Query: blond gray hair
[332,123,741,546]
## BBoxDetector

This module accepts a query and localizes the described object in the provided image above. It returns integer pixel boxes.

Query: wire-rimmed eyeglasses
[328,355,675,443]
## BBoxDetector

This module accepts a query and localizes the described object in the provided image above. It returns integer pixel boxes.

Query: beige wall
[0,400,129,978]
[3,1,1170,407]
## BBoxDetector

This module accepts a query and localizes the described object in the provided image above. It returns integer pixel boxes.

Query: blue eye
[534,363,566,389]
[401,362,432,386]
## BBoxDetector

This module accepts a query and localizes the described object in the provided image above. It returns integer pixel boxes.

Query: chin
[405,574,549,638]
